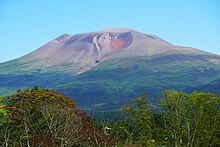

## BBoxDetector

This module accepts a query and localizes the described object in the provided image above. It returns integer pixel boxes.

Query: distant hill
[1,28,220,110]
[184,79,220,93]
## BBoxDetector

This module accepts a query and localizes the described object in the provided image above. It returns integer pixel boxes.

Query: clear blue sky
[0,0,219,63]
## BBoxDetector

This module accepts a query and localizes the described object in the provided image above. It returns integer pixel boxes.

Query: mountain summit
[1,28,220,110]
[2,28,216,75]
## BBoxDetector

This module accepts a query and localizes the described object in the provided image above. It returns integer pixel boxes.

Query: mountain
[1,28,220,110]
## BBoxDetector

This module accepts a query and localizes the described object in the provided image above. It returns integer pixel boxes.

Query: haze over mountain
[1,28,220,110]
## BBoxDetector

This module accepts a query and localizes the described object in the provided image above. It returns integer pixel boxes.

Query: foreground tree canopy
[0,88,219,146]
[0,87,116,146]
[157,90,220,146]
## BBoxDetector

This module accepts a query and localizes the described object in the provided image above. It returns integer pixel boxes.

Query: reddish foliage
[6,87,117,146]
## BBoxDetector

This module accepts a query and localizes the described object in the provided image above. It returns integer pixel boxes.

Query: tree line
[0,87,219,146]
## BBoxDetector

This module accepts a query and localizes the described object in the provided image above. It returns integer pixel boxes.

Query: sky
[0,0,220,63]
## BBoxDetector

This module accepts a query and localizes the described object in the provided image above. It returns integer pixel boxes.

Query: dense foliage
[157,90,220,146]
[0,88,219,146]
[0,87,116,146]
[99,90,220,146]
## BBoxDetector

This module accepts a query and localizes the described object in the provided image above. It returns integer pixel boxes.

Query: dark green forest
[0,88,219,146]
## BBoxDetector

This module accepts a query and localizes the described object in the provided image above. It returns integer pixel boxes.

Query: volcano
[1,28,220,110]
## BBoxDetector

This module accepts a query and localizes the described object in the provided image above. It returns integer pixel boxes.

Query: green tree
[0,97,7,146]
[157,90,220,147]
[186,91,220,146]
[123,93,153,146]
[0,97,6,118]
[157,90,189,146]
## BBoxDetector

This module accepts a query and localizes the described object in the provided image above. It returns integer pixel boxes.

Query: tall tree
[186,91,220,146]
[123,93,153,146]
[2,87,117,146]
[157,90,189,147]
[157,90,220,147]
